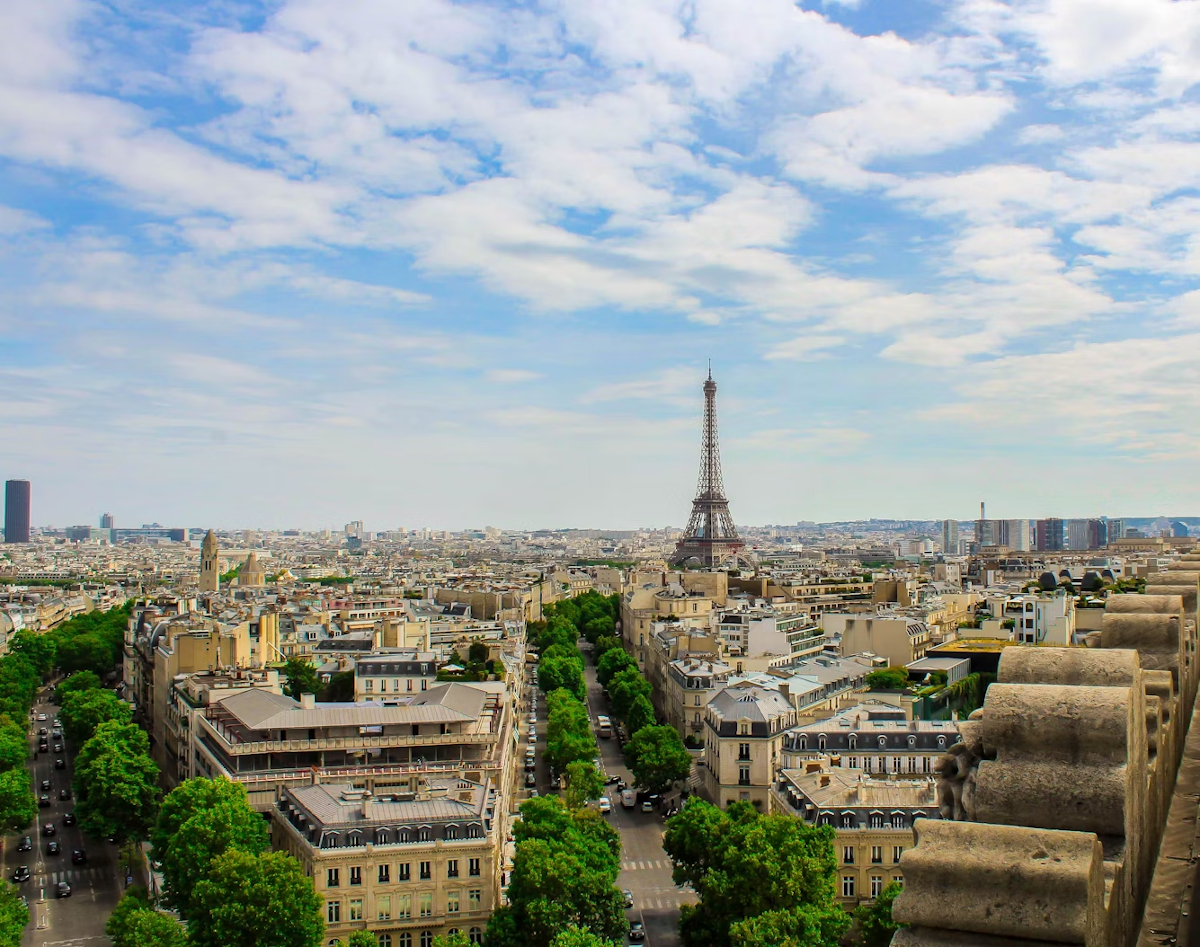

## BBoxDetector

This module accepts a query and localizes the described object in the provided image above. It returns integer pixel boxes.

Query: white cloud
[764,335,845,361]
[485,369,542,384]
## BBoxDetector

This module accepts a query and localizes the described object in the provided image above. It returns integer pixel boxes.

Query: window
[842,846,855,865]
[922,757,931,773]
[893,875,904,887]
[326,901,341,924]
[379,936,392,947]
[419,861,431,880]
[842,876,855,898]
[398,863,411,882]
[420,933,433,947]
[365,679,373,692]
[421,680,428,691]
[848,757,858,768]
[468,858,480,877]
[447,890,460,914]
[349,899,363,922]
[848,735,857,750]
[407,679,414,692]
[738,766,750,786]
[841,813,854,828]
[350,866,362,886]
[397,894,411,919]
[893,846,904,863]
[818,735,826,751]
[448,859,459,878]
[418,892,433,918]
[907,735,916,747]
[871,846,882,864]
[878,736,886,748]
[739,722,748,735]
[379,864,390,883]
[893,813,907,829]
[694,695,701,705]
[870,813,884,829]
[469,929,484,945]
[738,743,750,760]
[937,736,946,748]
[892,757,901,773]
[468,889,481,911]
[399,936,412,947]
[446,825,458,841]
[393,678,400,691]
[326,868,340,888]
[377,895,391,921]
[871,876,884,898]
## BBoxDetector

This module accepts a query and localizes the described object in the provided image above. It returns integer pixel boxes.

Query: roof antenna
[707,358,712,380]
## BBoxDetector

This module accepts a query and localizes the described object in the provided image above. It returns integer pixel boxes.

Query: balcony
[197,715,494,756]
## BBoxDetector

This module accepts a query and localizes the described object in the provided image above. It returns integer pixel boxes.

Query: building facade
[701,686,797,808]
[4,480,30,544]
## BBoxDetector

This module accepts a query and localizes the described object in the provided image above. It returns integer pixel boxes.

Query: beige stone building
[272,778,497,946]
[827,615,931,667]
[700,685,796,808]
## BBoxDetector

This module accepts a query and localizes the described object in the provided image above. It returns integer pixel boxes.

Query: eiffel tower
[671,367,744,567]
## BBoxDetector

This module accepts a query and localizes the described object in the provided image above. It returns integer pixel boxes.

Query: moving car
[63,812,76,826]
[38,794,50,808]
[629,920,646,942]
[16,837,31,852]
[598,797,612,814]
[55,882,71,899]
[37,728,47,737]
[11,867,29,883]
[46,841,60,856]
[53,743,63,753]
[59,788,71,800]
[36,714,46,722]
[621,789,636,808]
[71,850,86,865]
[40,780,50,791]
[42,823,55,836]
[640,800,653,813]
[55,759,65,770]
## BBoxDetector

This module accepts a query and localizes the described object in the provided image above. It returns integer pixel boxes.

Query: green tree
[0,880,30,947]
[56,669,102,702]
[596,648,637,689]
[187,849,324,947]
[432,932,471,947]
[60,688,133,744]
[74,720,160,844]
[160,800,269,916]
[592,636,622,665]
[0,768,37,832]
[624,725,692,795]
[581,615,614,645]
[54,635,113,676]
[539,654,586,701]
[564,760,603,809]
[0,656,38,719]
[664,800,848,947]
[319,670,354,702]
[106,886,152,947]
[608,667,652,720]
[468,640,489,664]
[865,668,909,691]
[545,690,595,774]
[552,925,618,947]
[0,717,27,772]
[852,881,906,947]
[624,694,656,736]
[123,910,186,947]
[7,630,55,676]
[282,657,320,700]
[336,933,380,947]
[150,777,257,867]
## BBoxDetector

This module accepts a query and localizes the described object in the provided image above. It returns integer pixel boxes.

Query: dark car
[38,794,50,808]
[42,822,55,837]
[38,742,48,752]
[58,788,70,800]
[605,774,622,785]
[37,728,47,736]
[46,841,60,856]
[623,889,634,908]
[53,743,63,753]
[629,920,646,942]
[16,836,31,852]
[10,866,29,883]
[71,850,86,865]
[51,729,61,739]
[39,780,50,791]
[524,771,536,787]
[63,812,76,826]
[54,759,65,771]
[55,881,71,899]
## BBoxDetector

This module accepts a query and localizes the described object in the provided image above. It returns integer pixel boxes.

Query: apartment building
[781,704,960,777]
[823,615,931,667]
[771,761,939,908]
[701,686,797,809]
[272,778,497,946]
[663,655,733,738]
[622,584,717,669]
[355,652,439,701]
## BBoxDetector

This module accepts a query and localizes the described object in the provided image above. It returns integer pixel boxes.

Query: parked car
[55,882,71,899]
[640,800,653,813]
[629,920,646,942]
[46,841,60,856]
[623,889,634,909]
[71,850,86,865]
[11,867,29,883]
[604,774,621,786]
[524,772,536,787]
[16,837,31,852]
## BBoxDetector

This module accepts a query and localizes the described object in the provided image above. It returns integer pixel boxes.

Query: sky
[3,0,1200,531]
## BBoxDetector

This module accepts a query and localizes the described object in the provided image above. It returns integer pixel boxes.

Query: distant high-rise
[100,513,114,529]
[672,368,744,567]
[1036,517,1064,552]
[1107,518,1126,542]
[941,520,960,555]
[997,519,1032,552]
[4,480,30,544]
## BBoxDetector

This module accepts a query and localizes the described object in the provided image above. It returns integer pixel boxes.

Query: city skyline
[5,1,1200,527]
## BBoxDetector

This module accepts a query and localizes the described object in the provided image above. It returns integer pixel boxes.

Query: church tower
[199,529,219,593]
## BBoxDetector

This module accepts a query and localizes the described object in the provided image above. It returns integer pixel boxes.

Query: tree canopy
[546,689,596,774]
[0,880,30,947]
[281,657,320,700]
[73,720,160,844]
[7,630,55,676]
[187,849,324,947]
[539,654,586,702]
[0,769,37,833]
[106,888,185,947]
[624,725,692,795]
[564,760,604,810]
[664,799,848,947]
[60,687,133,744]
[56,669,102,702]
[852,881,906,947]
[624,694,656,736]
[596,647,637,689]
[608,667,652,720]
[865,668,909,691]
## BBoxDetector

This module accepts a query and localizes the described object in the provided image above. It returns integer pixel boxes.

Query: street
[6,689,123,947]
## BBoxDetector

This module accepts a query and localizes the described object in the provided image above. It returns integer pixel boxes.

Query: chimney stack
[362,797,373,819]
[300,692,316,710]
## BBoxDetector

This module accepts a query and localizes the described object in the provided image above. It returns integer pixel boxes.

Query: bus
[596,715,612,739]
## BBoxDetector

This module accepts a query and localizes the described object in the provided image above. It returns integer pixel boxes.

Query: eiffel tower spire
[672,369,744,567]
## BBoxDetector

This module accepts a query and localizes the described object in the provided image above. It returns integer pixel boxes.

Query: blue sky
[3,0,1200,531]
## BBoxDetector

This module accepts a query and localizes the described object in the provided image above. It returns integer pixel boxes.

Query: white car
[598,797,612,814]
[528,730,537,744]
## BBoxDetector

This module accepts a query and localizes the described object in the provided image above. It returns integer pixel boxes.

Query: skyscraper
[941,520,960,555]
[1035,517,1064,552]
[100,513,114,529]
[4,480,30,544]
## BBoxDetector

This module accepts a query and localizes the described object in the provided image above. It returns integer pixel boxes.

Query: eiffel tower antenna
[671,367,744,567]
